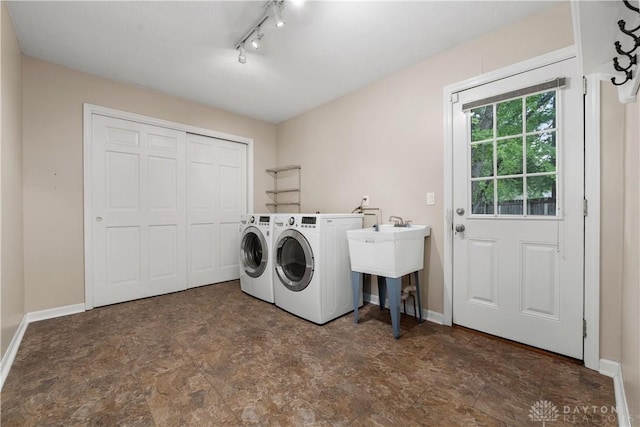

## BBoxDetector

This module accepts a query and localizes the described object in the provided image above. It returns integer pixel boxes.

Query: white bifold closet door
[91,115,187,306]
[187,133,246,288]
[90,115,246,307]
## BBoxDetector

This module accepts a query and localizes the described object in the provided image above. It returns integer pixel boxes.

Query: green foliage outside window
[469,91,557,215]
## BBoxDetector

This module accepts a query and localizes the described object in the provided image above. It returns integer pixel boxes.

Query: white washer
[239,214,274,303]
[272,213,363,324]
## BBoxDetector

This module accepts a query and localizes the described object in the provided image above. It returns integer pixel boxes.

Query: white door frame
[83,103,254,310]
[443,46,601,370]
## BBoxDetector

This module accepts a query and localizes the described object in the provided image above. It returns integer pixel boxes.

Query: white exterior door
[452,58,584,358]
[91,114,187,307]
[187,133,246,288]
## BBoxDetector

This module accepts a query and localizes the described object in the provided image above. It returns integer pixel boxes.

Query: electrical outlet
[427,192,435,206]
[362,195,370,207]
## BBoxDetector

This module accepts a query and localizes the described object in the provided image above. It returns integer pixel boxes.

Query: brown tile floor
[1,280,616,426]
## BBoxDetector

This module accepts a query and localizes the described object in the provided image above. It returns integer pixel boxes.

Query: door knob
[456,208,465,216]
[96,217,102,222]
[455,224,465,232]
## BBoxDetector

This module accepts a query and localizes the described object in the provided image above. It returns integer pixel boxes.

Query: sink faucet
[389,215,404,225]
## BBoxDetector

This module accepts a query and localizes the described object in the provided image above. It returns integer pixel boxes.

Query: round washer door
[240,227,268,278]
[275,229,314,292]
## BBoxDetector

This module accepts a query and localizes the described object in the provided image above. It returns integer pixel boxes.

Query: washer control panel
[301,216,317,229]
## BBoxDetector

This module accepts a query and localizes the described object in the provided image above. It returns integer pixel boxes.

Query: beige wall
[22,57,277,312]
[276,4,573,314]
[1,1,24,356]
[600,82,624,362]
[622,100,640,419]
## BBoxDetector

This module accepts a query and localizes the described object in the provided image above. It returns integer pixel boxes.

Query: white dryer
[239,214,274,303]
[272,214,363,324]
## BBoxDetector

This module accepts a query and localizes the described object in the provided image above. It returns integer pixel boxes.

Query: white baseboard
[599,359,620,378]
[0,303,85,391]
[425,309,444,325]
[0,315,28,391]
[363,293,443,325]
[26,303,85,323]
[599,359,631,427]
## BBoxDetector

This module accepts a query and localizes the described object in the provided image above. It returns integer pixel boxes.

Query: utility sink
[347,224,431,278]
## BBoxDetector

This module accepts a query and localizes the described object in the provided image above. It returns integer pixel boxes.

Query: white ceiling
[8,1,559,123]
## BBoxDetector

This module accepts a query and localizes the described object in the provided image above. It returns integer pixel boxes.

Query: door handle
[455,224,465,232]
[96,217,102,222]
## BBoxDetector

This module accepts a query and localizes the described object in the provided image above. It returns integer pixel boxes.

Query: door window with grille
[468,89,558,216]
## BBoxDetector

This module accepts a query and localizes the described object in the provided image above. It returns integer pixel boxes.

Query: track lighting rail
[234,0,285,63]
[233,15,269,51]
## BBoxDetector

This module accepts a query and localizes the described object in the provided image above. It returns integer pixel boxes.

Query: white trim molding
[583,74,603,370]
[0,315,28,391]
[25,303,85,323]
[0,304,85,391]
[599,358,621,378]
[363,293,443,325]
[443,46,601,370]
[599,359,631,427]
[82,103,255,310]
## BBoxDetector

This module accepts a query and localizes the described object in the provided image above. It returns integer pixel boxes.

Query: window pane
[497,178,523,215]
[497,138,523,176]
[497,99,522,137]
[472,180,494,214]
[526,132,556,173]
[526,91,556,132]
[470,106,493,142]
[471,142,493,178]
[527,175,556,216]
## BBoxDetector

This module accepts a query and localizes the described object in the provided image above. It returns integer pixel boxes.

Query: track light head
[251,27,264,49]
[238,45,247,64]
[270,1,285,27]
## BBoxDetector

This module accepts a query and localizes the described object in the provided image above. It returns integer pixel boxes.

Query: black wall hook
[612,0,640,86]
[614,54,637,72]
[624,0,639,14]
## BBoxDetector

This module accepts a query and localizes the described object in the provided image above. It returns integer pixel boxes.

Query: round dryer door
[240,227,268,278]
[275,229,314,292]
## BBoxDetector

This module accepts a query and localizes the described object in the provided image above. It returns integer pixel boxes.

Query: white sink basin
[347,224,431,278]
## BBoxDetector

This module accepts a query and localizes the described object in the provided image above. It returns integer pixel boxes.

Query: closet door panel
[187,133,247,287]
[91,114,187,306]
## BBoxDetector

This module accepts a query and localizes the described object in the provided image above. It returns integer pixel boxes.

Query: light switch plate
[427,192,435,206]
